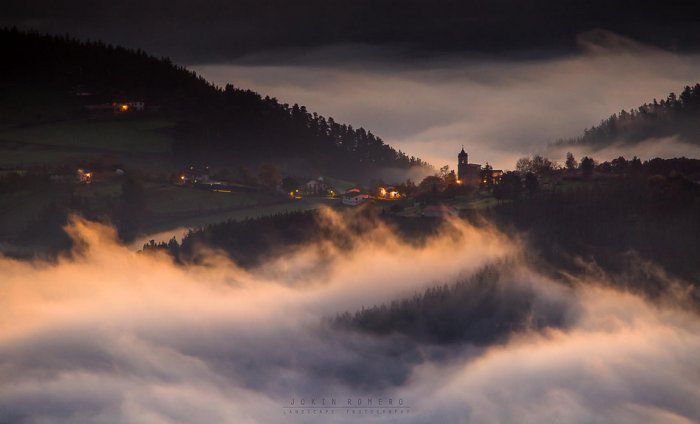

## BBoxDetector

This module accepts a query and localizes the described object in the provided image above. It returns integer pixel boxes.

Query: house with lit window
[377,186,401,199]
[76,168,92,184]
[113,101,145,113]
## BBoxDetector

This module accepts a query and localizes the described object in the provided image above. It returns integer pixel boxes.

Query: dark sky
[3,0,700,63]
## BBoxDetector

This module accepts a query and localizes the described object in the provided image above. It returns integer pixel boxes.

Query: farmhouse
[342,188,369,206]
[113,101,145,113]
[304,177,331,195]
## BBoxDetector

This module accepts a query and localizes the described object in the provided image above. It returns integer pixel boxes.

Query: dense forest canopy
[557,83,700,148]
[0,28,431,179]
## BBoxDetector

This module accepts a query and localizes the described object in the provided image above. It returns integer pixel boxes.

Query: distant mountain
[556,83,700,149]
[0,28,431,180]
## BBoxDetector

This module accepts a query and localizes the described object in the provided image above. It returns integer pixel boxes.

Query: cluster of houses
[299,176,400,206]
[170,146,492,214]
[341,186,401,206]
[295,177,400,203]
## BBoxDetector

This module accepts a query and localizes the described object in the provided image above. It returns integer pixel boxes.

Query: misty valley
[2,12,700,424]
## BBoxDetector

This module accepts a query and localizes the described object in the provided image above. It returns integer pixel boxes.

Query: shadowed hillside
[0,28,430,179]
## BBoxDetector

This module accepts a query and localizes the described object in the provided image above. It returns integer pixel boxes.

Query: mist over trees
[557,83,700,147]
[334,264,572,345]
[143,209,444,268]
[143,155,700,300]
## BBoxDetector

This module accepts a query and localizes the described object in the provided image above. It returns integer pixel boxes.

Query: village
[41,144,507,220]
[1,139,631,250]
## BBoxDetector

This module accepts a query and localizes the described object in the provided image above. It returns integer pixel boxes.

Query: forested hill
[557,83,700,148]
[0,28,431,178]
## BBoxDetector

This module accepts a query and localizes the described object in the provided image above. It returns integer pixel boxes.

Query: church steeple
[458,146,468,180]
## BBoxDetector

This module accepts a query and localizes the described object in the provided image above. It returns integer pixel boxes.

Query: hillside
[148,163,700,293]
[0,28,430,180]
[557,83,700,148]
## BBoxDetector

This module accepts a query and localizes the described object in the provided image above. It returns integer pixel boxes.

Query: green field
[75,181,324,233]
[0,86,81,127]
[143,197,338,234]
[452,193,500,210]
[72,181,274,215]
[145,184,263,215]
[0,118,174,155]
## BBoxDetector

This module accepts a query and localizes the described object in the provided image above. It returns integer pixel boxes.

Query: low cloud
[548,136,700,164]
[195,30,700,170]
[405,285,700,422]
[1,213,699,422]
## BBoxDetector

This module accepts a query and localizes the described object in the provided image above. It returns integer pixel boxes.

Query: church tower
[458,146,468,181]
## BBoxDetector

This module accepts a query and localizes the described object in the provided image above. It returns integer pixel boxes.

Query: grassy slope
[0,119,174,153]
[0,116,176,168]
[0,86,81,127]
[145,184,261,214]
[144,197,338,235]
[452,194,499,210]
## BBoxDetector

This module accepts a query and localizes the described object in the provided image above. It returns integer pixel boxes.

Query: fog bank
[1,213,699,422]
[196,31,700,170]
